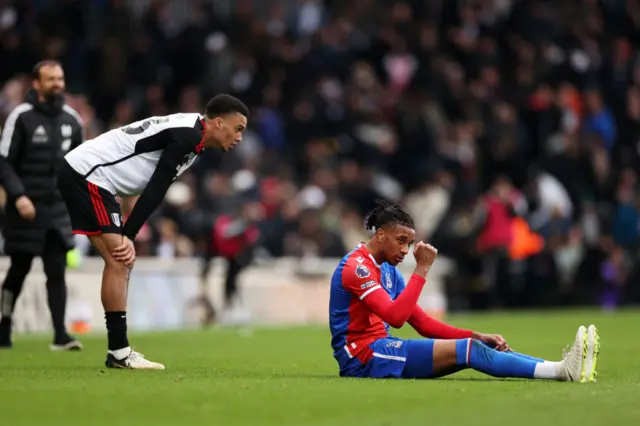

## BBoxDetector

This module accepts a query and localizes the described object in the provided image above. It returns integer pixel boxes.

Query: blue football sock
[455,339,538,378]
[505,350,545,363]
[476,340,545,363]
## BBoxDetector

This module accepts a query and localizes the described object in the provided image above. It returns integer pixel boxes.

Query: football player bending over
[58,94,249,369]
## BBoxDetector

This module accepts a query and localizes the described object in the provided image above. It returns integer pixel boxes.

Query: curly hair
[364,199,415,231]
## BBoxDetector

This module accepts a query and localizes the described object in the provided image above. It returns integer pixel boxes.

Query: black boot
[0,317,13,349]
[50,332,83,351]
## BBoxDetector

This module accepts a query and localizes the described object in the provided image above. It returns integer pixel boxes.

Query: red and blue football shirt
[329,243,407,365]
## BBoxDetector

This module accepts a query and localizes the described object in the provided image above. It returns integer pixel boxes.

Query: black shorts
[58,160,123,235]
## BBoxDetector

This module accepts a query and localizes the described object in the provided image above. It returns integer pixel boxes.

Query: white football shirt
[65,113,204,196]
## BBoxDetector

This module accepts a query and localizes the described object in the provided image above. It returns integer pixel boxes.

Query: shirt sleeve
[341,261,383,301]
[342,260,427,328]
[408,305,473,339]
[122,127,202,240]
[156,126,202,170]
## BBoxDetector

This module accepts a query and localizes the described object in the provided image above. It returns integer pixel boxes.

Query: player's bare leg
[431,341,465,377]
[89,234,164,370]
[89,235,129,311]
[430,326,594,381]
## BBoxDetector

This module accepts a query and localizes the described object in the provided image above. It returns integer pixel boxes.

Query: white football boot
[105,348,165,370]
[583,324,600,383]
[560,325,587,382]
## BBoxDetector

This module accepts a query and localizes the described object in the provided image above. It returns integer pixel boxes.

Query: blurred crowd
[1,0,640,310]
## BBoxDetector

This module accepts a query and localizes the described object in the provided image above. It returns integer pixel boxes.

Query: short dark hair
[364,199,415,231]
[205,94,249,119]
[32,60,62,80]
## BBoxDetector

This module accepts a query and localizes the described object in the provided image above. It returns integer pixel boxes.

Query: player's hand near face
[473,332,510,351]
[113,236,136,266]
[413,241,438,268]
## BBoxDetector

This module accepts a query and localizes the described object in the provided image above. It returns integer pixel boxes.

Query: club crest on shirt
[384,272,392,289]
[61,124,73,138]
[355,264,370,279]
[111,213,121,227]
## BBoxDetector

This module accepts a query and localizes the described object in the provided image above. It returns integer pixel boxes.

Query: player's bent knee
[433,338,479,368]
[96,233,125,252]
[88,233,133,268]
[104,256,130,272]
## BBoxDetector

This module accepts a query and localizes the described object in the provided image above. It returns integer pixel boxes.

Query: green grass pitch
[1,309,639,426]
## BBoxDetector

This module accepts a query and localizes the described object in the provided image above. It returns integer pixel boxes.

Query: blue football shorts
[340,337,436,379]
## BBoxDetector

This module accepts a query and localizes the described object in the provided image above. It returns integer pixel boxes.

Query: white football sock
[533,361,564,379]
[109,346,132,360]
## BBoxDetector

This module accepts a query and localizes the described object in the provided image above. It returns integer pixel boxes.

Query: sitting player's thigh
[400,339,437,379]
[364,338,411,378]
[403,339,468,379]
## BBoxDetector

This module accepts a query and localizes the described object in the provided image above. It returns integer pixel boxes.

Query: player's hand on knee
[413,241,438,268]
[474,332,509,351]
[113,236,136,267]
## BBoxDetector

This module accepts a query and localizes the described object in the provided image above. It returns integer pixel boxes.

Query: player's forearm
[365,274,426,328]
[123,167,174,240]
[123,197,161,240]
[408,306,473,339]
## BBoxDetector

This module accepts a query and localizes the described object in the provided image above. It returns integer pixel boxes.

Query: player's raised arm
[342,242,437,328]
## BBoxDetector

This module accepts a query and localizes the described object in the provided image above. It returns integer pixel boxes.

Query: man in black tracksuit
[0,60,83,350]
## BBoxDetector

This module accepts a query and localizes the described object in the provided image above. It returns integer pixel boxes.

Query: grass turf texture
[1,310,639,426]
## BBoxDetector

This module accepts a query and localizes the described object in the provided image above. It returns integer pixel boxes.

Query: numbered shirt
[64,113,204,196]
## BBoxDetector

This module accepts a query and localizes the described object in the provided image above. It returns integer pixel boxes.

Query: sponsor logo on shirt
[360,280,377,290]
